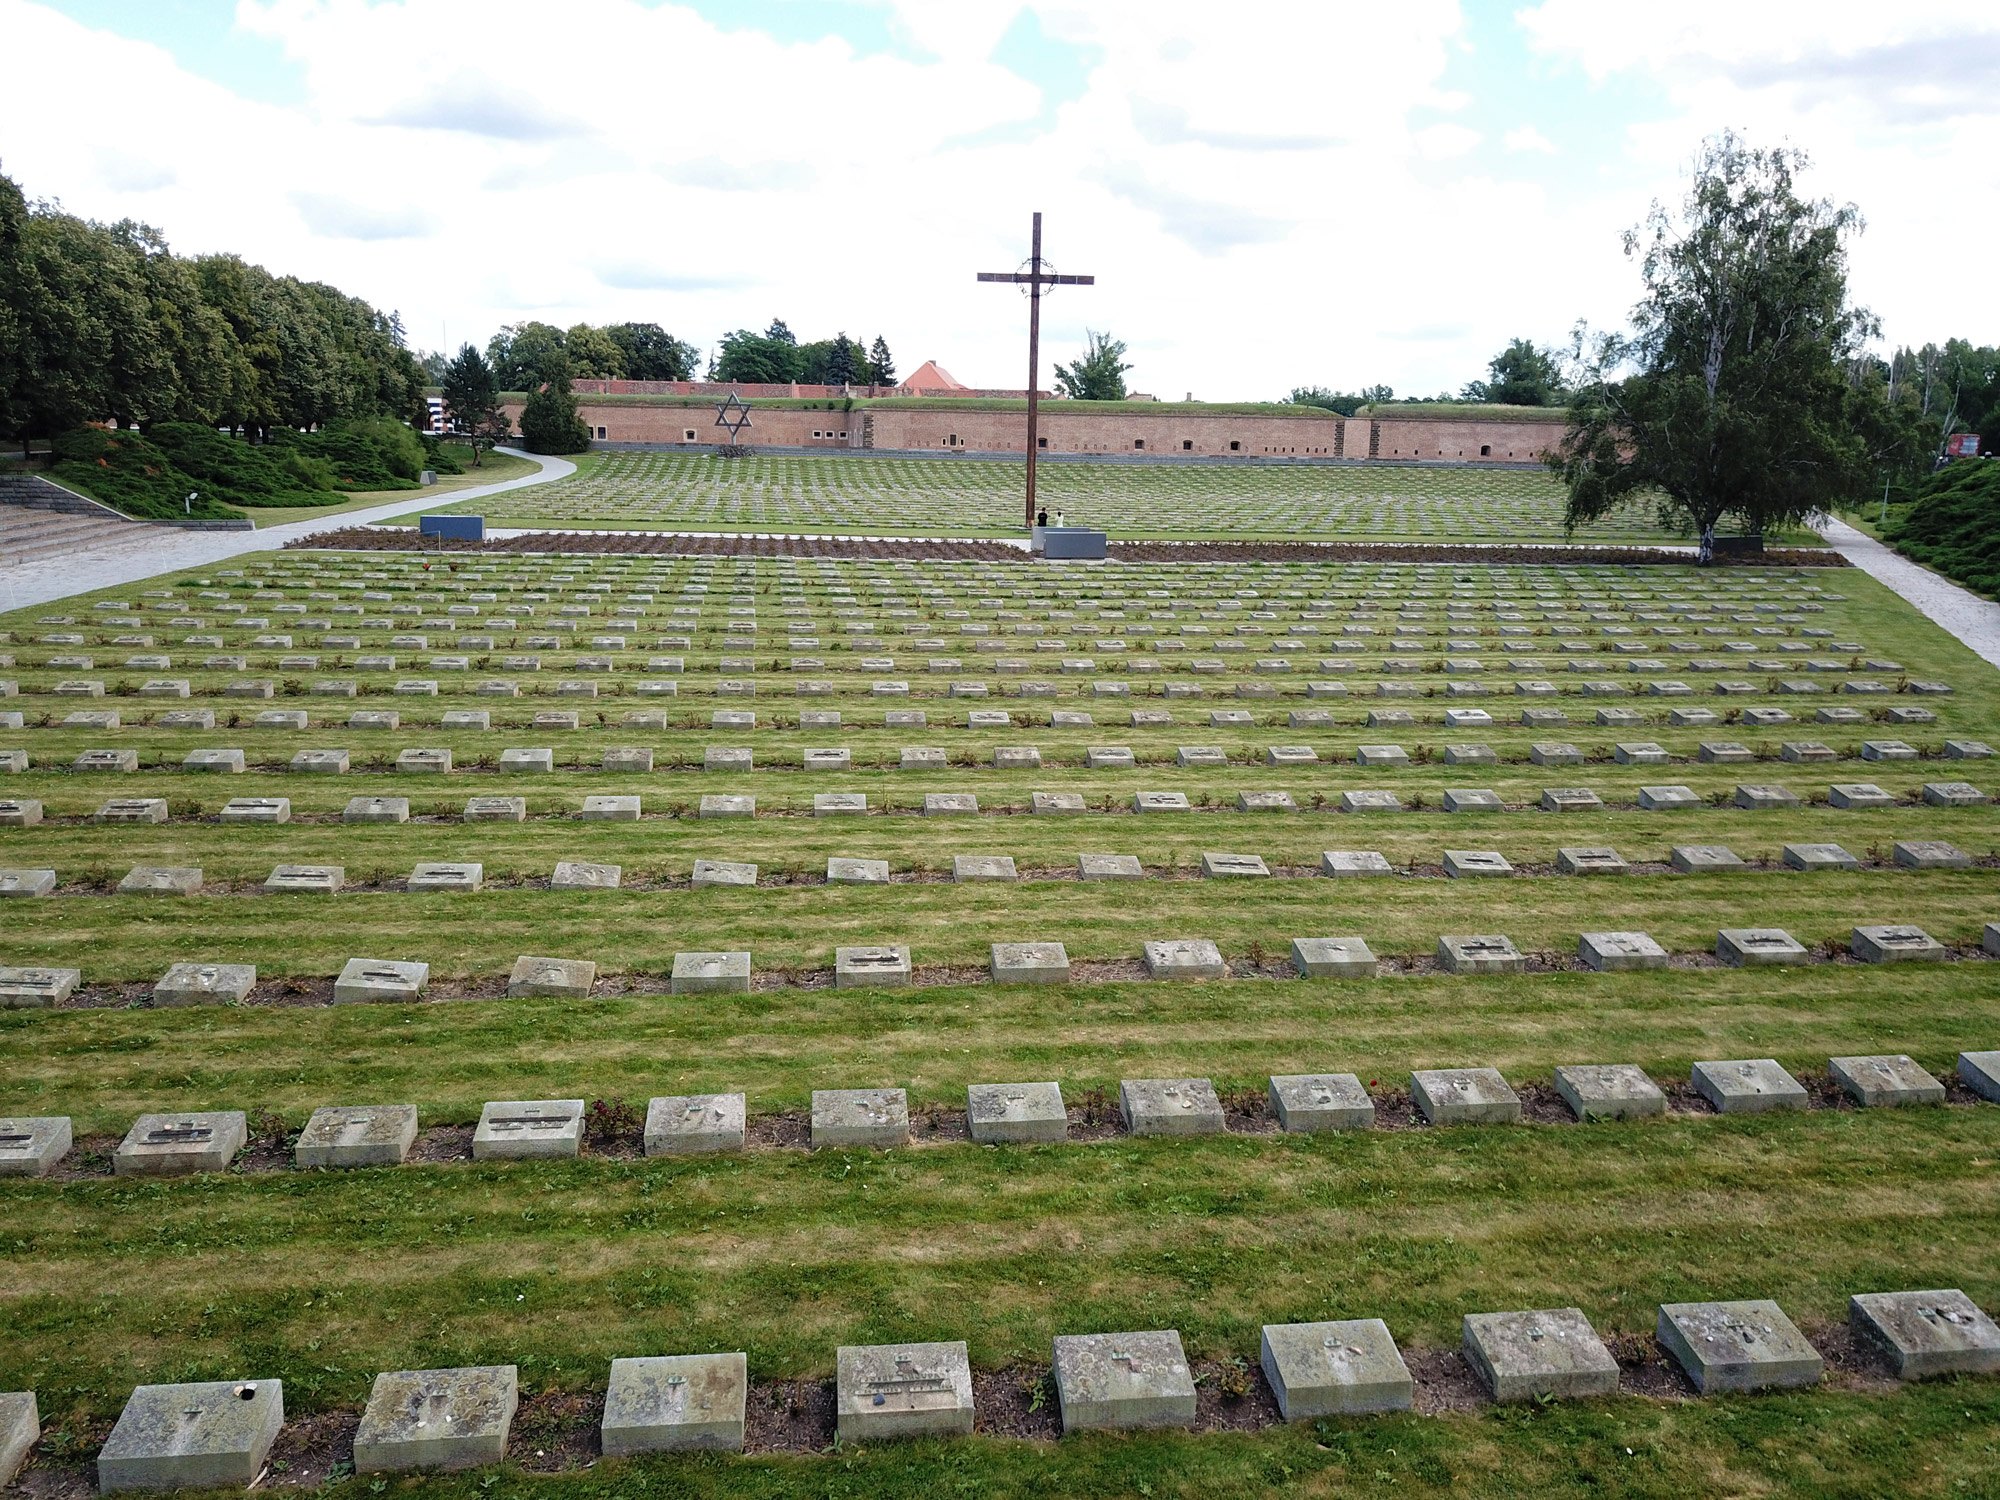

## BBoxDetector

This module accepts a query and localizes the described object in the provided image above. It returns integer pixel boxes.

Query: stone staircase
[0,473,146,566]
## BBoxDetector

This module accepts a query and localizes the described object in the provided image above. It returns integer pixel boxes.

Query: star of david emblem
[714,390,753,438]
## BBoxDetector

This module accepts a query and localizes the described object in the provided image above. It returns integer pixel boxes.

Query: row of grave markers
[3,922,1997,1008]
[12,1048,2000,1181]
[7,1287,1998,1490]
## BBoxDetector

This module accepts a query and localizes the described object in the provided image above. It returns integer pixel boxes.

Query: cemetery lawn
[247,449,543,530]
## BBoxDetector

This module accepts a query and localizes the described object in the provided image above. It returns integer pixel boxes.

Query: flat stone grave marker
[182,748,245,774]
[1444,708,1494,728]
[691,859,756,887]
[409,861,482,892]
[1716,928,1807,966]
[1692,1058,1808,1113]
[1290,937,1377,979]
[507,956,596,998]
[265,864,342,894]
[1671,707,1723,727]
[1923,781,1988,807]
[828,857,890,884]
[602,1353,747,1455]
[1260,1319,1412,1419]
[1142,939,1225,979]
[1849,1290,2000,1379]
[1965,1051,2000,1102]
[1080,853,1144,881]
[1551,1063,1667,1120]
[811,1088,909,1148]
[1781,842,1858,871]
[1736,783,1800,810]
[1892,840,1968,870]
[813,792,867,816]
[1290,710,1334,728]
[835,1341,974,1442]
[353,1366,518,1472]
[1699,740,1754,764]
[119,866,202,895]
[1437,934,1525,974]
[350,711,400,730]
[1558,846,1629,877]
[1412,1068,1521,1125]
[1639,785,1700,810]
[1781,741,1837,763]
[0,966,76,1008]
[158,710,215,729]
[1367,710,1416,729]
[1829,782,1892,809]
[0,870,56,899]
[900,747,946,770]
[464,800,528,824]
[98,1378,284,1493]
[292,749,350,773]
[1817,706,1868,725]
[1596,707,1645,728]
[991,942,1069,984]
[443,710,491,730]
[699,794,755,818]
[580,794,641,822]
[1176,745,1226,767]
[1528,743,1583,770]
[1356,744,1409,767]
[295,1104,418,1167]
[1444,789,1503,813]
[1032,791,1086,814]
[1672,844,1743,872]
[805,747,852,771]
[1658,1301,1822,1393]
[644,1094,746,1155]
[1830,1053,1946,1106]
[1120,1077,1225,1135]
[474,1098,584,1159]
[884,710,927,727]
[967,709,1011,727]
[1087,746,1136,769]
[1613,741,1670,765]
[220,797,289,824]
[1132,708,1174,725]
[1578,931,1667,972]
[1340,789,1401,812]
[925,792,978,815]
[1268,1073,1373,1131]
[114,1111,246,1177]
[953,854,1017,881]
[993,746,1040,769]
[0,1115,73,1176]
[704,746,751,773]
[551,860,621,890]
[1443,849,1512,878]
[154,963,255,1006]
[1444,744,1497,766]
[1945,739,1994,759]
[1463,1309,1619,1402]
[1320,850,1391,876]
[1052,1330,1196,1432]
[1741,707,1793,727]
[835,945,912,988]
[1201,852,1269,877]
[344,796,409,824]
[1851,924,1944,963]
[1521,707,1568,727]
[333,959,428,1003]
[1861,738,1917,761]
[98,797,168,824]
[671,951,751,995]
[967,1081,1068,1143]
[1134,791,1190,812]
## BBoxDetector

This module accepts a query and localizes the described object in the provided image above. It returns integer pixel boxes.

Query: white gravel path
[0,448,572,612]
[1814,515,2000,671]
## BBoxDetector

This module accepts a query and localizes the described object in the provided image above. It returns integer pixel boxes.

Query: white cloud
[0,0,1989,403]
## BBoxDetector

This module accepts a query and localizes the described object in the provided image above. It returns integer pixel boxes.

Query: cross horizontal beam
[975,271,1095,285]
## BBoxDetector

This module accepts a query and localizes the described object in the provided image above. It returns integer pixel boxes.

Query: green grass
[3,550,1999,1496]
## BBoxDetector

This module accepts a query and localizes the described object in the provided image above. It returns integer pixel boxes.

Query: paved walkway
[1814,516,2000,671]
[0,449,573,612]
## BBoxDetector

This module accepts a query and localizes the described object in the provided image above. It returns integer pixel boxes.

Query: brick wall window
[1181,439,1193,450]
[1480,444,1491,456]
[1229,440,1240,451]
[1133,438,1145,450]
[684,429,696,440]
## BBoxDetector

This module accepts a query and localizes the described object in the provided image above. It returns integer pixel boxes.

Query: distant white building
[425,395,446,434]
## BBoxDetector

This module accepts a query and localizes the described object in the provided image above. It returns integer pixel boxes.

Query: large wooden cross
[977,211,1094,531]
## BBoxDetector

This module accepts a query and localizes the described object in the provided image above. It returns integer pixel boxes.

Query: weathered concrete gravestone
[671,952,751,995]
[1553,1064,1665,1120]
[1437,935,1524,974]
[296,1104,418,1167]
[602,1354,747,1454]
[1052,1331,1197,1432]
[836,1341,974,1441]
[1657,1301,1822,1393]
[1290,938,1376,978]
[1119,1077,1225,1136]
[991,943,1069,984]
[1260,1319,1412,1418]
[967,1082,1067,1143]
[1321,850,1391,876]
[1411,1068,1521,1125]
[1829,1054,1945,1107]
[507,956,596,998]
[98,1379,284,1493]
[1851,924,1944,963]
[644,1094,746,1155]
[691,859,756,888]
[811,1088,909,1148]
[119,866,201,895]
[473,1099,584,1159]
[353,1366,517,1472]
[114,1111,247,1177]
[153,963,256,1006]
[0,1116,73,1176]
[1142,939,1225,979]
[1560,847,1629,876]
[835,945,911,987]
[266,864,343,894]
[1849,1290,2000,1379]
[1578,932,1667,972]
[1462,1309,1619,1401]
[1268,1074,1373,1132]
[1691,1058,1807,1113]
[0,966,79,1007]
[0,1391,34,1487]
[1716,928,1806,966]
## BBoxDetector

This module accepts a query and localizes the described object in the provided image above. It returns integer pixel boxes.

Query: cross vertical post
[978,213,1095,533]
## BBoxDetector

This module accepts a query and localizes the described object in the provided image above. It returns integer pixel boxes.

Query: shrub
[1884,460,2000,597]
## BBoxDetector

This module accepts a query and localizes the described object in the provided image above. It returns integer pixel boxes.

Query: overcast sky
[3,0,1995,398]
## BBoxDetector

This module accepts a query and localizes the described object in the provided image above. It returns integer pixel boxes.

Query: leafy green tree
[486,321,566,391]
[604,322,697,381]
[563,322,625,380]
[519,362,590,454]
[1054,330,1131,401]
[1463,338,1567,406]
[868,334,895,386]
[1552,133,1878,541]
[1288,386,1365,416]
[824,332,856,387]
[440,343,507,466]
[715,327,802,385]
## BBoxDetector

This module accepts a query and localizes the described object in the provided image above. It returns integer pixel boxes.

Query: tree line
[711,321,895,387]
[0,168,425,454]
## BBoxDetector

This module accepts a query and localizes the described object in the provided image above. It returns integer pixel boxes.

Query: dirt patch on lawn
[1405,1347,1489,1413]
[972,1368,1063,1441]
[263,1408,358,1488]
[746,1112,811,1150]
[742,1379,836,1453]
[510,1386,604,1472]
[406,1124,476,1164]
